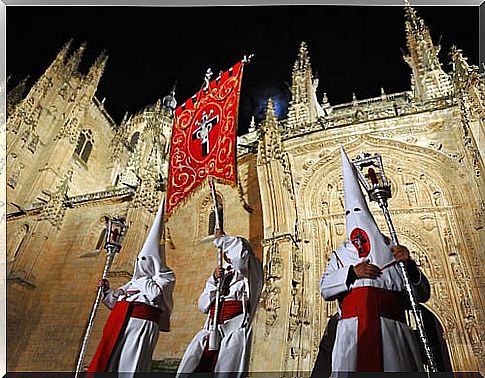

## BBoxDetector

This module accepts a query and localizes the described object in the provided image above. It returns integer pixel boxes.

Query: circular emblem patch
[350,227,371,258]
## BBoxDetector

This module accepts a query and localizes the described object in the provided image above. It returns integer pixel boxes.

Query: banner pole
[208,178,223,351]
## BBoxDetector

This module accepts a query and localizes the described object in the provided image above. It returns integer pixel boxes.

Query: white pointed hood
[133,196,170,279]
[340,146,394,268]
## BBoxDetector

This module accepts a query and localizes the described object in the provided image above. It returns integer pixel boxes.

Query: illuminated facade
[6,3,484,374]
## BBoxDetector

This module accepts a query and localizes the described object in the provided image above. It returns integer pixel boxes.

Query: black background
[6,5,480,134]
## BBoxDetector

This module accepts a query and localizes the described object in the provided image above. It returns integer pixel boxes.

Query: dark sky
[6,5,480,134]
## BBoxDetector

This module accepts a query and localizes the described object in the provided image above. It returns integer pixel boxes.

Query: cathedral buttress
[450,46,485,184]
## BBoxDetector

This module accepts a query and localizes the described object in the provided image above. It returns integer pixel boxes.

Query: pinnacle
[263,98,278,123]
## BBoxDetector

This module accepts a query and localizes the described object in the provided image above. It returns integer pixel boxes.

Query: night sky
[6,5,480,134]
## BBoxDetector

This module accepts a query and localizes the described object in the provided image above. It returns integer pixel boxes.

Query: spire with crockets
[402,0,452,101]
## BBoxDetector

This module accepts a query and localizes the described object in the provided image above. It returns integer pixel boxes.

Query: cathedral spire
[9,39,72,128]
[162,81,177,111]
[7,76,30,116]
[86,51,108,83]
[55,50,108,143]
[49,39,73,74]
[248,115,256,133]
[404,0,420,36]
[262,98,279,131]
[63,42,86,76]
[258,98,282,165]
[287,41,324,129]
[450,45,475,88]
[402,0,451,100]
[34,38,72,87]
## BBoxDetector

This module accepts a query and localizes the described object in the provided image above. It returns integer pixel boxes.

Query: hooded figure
[176,230,263,378]
[318,146,430,376]
[338,146,395,269]
[88,196,176,375]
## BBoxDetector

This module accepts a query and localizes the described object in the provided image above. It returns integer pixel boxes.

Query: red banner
[165,61,244,218]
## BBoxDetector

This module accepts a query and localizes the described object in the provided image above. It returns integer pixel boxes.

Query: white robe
[176,235,263,377]
[320,242,430,376]
[101,270,176,373]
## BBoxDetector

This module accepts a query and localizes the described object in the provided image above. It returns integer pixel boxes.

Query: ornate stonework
[5,3,484,375]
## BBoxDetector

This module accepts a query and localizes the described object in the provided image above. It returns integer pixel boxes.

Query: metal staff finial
[351,151,438,373]
[242,53,255,64]
[74,216,128,377]
[202,68,213,91]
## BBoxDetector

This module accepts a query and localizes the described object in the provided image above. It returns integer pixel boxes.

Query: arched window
[208,205,224,235]
[8,223,30,275]
[11,224,30,260]
[74,129,94,163]
[95,227,107,250]
[129,132,140,151]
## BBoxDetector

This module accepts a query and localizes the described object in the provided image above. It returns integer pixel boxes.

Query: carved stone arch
[132,126,151,160]
[298,135,468,217]
[297,135,471,260]
[129,131,141,151]
[196,190,224,240]
[363,134,469,207]
[85,124,97,142]
[298,146,343,218]
[57,82,69,99]
[297,136,473,270]
[7,222,33,264]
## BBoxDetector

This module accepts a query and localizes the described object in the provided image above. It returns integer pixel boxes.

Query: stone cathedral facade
[6,4,484,375]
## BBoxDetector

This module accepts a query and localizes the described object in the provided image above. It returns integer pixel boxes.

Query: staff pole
[74,217,128,377]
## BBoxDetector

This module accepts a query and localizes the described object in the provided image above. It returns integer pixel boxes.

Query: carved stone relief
[261,239,283,335]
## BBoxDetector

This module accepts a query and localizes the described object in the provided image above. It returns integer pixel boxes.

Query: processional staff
[208,177,224,351]
[351,151,438,373]
[74,216,128,377]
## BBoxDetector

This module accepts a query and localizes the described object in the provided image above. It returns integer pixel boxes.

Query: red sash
[340,286,406,372]
[87,301,161,372]
[195,300,245,373]
[209,299,244,323]
[131,302,162,323]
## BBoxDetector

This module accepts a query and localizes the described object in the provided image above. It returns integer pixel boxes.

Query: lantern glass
[352,152,392,202]
[105,217,128,249]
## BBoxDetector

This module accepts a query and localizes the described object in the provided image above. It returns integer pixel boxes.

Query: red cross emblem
[350,228,371,257]
[190,104,221,160]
